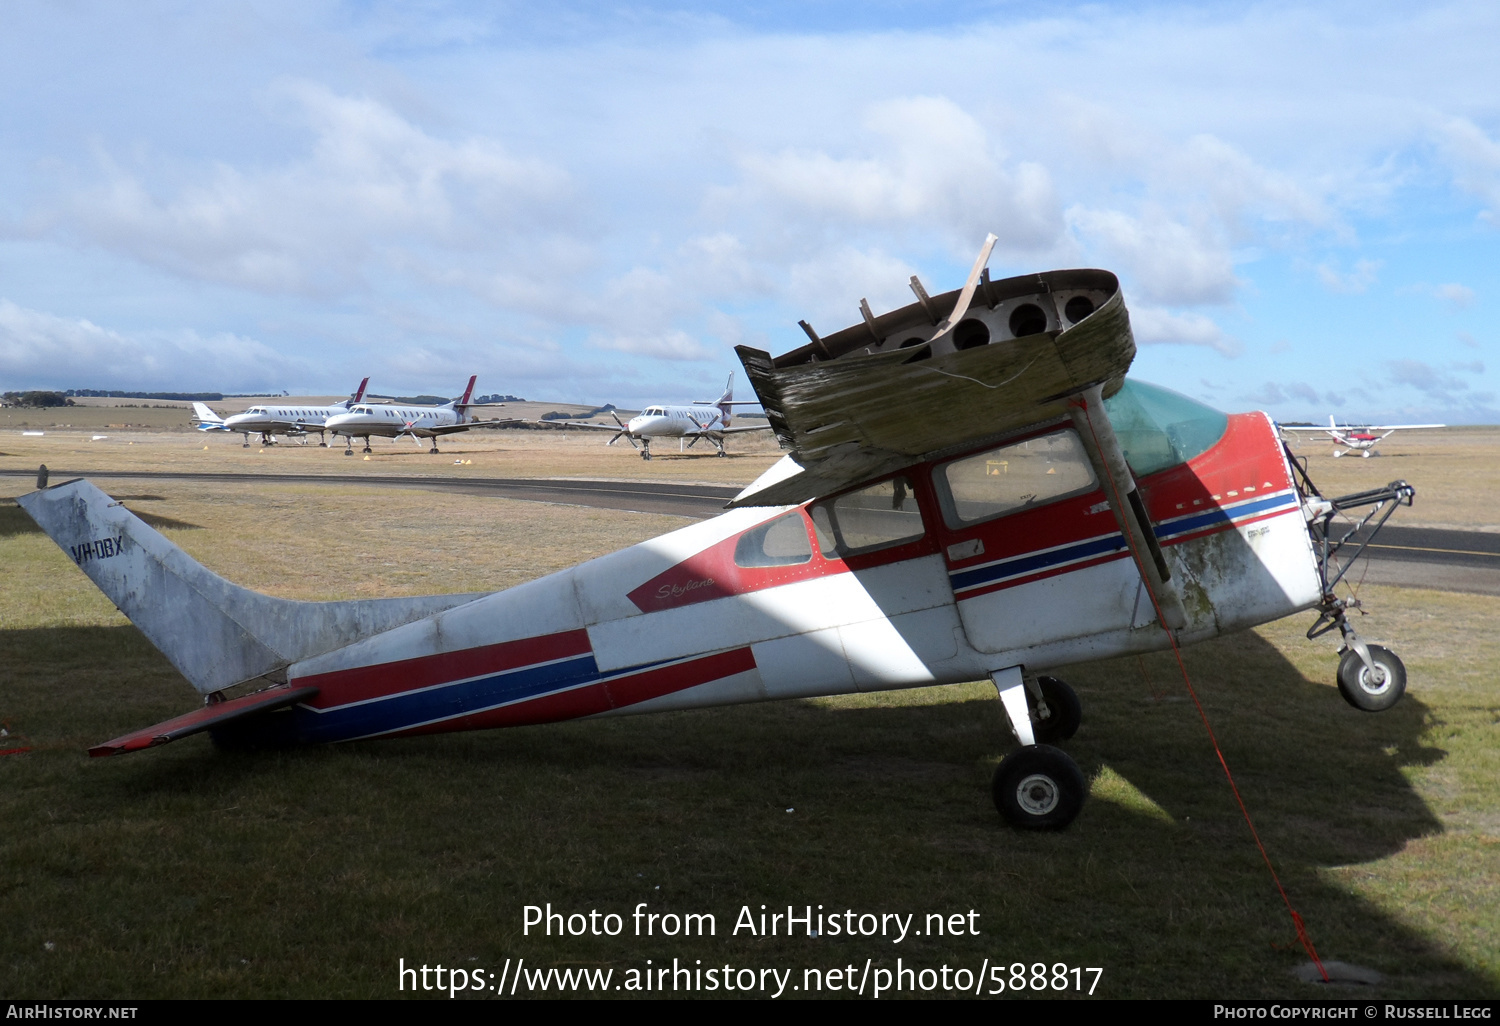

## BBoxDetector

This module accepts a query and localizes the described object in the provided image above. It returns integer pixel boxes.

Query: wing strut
[1067,384,1187,631]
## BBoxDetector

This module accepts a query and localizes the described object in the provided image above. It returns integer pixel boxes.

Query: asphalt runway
[4,467,1496,593]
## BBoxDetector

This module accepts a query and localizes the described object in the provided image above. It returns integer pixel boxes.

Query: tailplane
[191,403,227,431]
[18,479,484,696]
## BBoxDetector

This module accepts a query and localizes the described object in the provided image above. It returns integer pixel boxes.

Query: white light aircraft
[18,236,1420,832]
[1281,416,1444,457]
[569,374,771,460]
[324,376,520,455]
[193,379,371,447]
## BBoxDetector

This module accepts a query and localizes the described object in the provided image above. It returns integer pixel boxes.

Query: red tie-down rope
[1071,395,1328,982]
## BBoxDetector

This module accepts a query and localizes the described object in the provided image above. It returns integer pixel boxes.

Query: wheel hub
[1015,773,1060,815]
[1360,665,1391,694]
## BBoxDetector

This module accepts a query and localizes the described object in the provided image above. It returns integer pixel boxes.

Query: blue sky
[0,1,1495,421]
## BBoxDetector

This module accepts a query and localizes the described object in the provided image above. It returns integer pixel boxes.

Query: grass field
[1,466,1496,1000]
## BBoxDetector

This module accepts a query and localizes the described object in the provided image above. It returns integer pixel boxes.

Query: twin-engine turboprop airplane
[1281,416,1444,458]
[193,378,371,447]
[18,238,1418,830]
[566,374,772,459]
[324,376,520,454]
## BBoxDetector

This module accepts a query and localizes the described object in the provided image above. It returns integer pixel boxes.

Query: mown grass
[0,480,1496,999]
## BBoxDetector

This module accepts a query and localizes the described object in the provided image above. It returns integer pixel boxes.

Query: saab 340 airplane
[567,374,771,459]
[1280,415,1444,457]
[324,376,520,454]
[192,378,370,447]
[18,236,1418,831]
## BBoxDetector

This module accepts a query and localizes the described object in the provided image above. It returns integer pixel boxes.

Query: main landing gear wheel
[1029,676,1081,744]
[1337,645,1406,712]
[992,745,1086,830]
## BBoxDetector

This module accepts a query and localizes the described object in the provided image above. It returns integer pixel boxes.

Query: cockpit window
[734,512,814,568]
[810,475,926,556]
[1103,380,1229,478]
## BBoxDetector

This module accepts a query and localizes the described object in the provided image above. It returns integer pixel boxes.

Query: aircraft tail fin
[718,373,734,426]
[191,402,226,429]
[17,479,484,696]
[352,376,369,404]
[458,375,477,407]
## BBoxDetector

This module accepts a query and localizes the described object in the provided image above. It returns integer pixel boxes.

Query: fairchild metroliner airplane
[566,374,772,460]
[324,376,520,454]
[193,377,369,447]
[18,236,1418,830]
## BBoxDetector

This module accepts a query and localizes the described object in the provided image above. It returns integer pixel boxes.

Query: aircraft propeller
[609,410,638,449]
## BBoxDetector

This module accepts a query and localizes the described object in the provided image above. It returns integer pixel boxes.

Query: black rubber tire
[1337,645,1406,712]
[1030,676,1082,743]
[992,744,1087,830]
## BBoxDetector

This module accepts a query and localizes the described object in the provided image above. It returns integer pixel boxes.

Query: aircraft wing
[544,420,624,432]
[718,423,775,435]
[731,268,1133,507]
[429,418,528,435]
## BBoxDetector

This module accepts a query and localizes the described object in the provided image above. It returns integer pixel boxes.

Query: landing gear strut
[989,667,1086,830]
[1288,444,1415,713]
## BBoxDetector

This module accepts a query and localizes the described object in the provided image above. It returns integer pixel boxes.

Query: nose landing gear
[989,667,1087,830]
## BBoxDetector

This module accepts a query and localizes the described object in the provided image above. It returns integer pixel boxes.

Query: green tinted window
[1103,380,1228,477]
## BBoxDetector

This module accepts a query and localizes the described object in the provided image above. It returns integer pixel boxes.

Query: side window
[937,429,1097,527]
[734,512,813,568]
[811,475,926,557]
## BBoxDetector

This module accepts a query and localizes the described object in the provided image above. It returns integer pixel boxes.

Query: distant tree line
[65,389,228,400]
[3,391,75,407]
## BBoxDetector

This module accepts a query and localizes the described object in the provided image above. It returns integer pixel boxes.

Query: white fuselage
[224,402,353,437]
[627,405,728,439]
[325,405,463,439]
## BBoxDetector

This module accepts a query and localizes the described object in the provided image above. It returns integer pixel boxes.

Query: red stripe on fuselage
[384,646,758,737]
[295,629,592,708]
[1135,413,1293,530]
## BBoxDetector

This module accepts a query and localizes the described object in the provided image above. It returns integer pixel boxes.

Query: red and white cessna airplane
[18,238,1417,830]
[1281,416,1444,457]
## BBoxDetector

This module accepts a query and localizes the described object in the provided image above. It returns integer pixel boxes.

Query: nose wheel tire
[1337,645,1406,712]
[1029,676,1082,744]
[992,744,1086,830]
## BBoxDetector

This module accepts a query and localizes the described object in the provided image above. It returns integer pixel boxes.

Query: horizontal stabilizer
[90,686,320,757]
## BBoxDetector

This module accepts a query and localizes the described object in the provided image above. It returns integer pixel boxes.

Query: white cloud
[1317,258,1382,294]
[1070,208,1239,306]
[1439,116,1500,225]
[588,329,712,362]
[1435,282,1476,309]
[730,96,1066,257]
[1129,306,1241,356]
[0,299,302,391]
[51,81,573,296]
